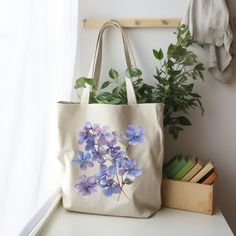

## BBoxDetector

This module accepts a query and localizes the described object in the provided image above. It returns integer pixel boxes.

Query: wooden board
[82,18,181,28]
[82,17,236,29]
[162,178,213,215]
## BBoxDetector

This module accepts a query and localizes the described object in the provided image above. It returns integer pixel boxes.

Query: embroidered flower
[78,123,103,145]
[119,159,142,181]
[97,126,116,146]
[96,164,117,186]
[75,175,97,196]
[101,179,121,197]
[91,147,106,163]
[125,125,144,145]
[85,136,96,151]
[73,151,93,170]
[112,150,126,168]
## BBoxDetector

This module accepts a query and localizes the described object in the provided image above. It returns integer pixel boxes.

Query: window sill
[38,201,233,236]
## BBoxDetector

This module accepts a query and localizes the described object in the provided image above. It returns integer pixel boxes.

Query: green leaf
[178,116,191,126]
[190,93,201,98]
[167,44,175,56]
[97,92,113,102]
[123,178,134,185]
[198,71,204,80]
[169,126,179,139]
[186,83,194,92]
[125,67,142,78]
[109,69,119,79]
[167,59,175,67]
[89,91,98,103]
[74,78,86,89]
[153,49,164,60]
[110,98,122,104]
[112,87,120,96]
[100,81,111,89]
[168,126,184,139]
[83,78,96,87]
[194,63,205,71]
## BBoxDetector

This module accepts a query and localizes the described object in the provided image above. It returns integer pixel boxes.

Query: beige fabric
[58,21,164,218]
[182,0,233,83]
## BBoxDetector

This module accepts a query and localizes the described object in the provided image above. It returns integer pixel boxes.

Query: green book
[173,158,196,180]
[167,156,188,179]
[164,154,181,176]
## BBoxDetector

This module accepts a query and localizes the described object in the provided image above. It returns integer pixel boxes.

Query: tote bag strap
[92,21,137,81]
[80,21,137,105]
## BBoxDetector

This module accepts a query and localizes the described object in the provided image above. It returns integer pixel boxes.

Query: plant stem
[76,89,80,103]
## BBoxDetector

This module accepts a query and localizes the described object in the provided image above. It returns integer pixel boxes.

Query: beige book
[181,160,203,181]
[190,162,214,183]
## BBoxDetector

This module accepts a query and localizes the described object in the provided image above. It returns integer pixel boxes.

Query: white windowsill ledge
[39,203,233,236]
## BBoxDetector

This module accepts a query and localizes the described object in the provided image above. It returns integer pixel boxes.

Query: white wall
[76,0,236,233]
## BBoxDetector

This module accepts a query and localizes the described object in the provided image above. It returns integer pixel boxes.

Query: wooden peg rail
[82,18,236,29]
[82,18,181,28]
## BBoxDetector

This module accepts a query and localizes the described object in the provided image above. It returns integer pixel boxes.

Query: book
[202,171,218,185]
[164,154,181,175]
[167,156,188,179]
[173,157,196,180]
[190,162,214,183]
[198,168,215,183]
[181,160,203,181]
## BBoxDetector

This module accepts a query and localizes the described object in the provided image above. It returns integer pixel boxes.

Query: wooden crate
[161,178,214,215]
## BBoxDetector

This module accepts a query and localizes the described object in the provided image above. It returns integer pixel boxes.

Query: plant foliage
[74,25,205,139]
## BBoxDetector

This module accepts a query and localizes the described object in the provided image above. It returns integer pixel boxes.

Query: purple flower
[84,122,93,131]
[119,159,142,181]
[75,175,97,196]
[92,123,103,134]
[78,122,93,145]
[78,123,103,145]
[96,164,116,186]
[125,125,144,145]
[112,150,126,167]
[72,151,94,170]
[108,145,121,158]
[91,147,106,163]
[97,126,115,146]
[101,179,121,197]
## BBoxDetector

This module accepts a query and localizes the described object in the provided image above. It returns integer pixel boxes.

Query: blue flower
[112,150,126,168]
[85,136,96,151]
[125,125,144,145]
[72,151,94,170]
[96,164,116,186]
[119,159,142,181]
[107,144,121,158]
[75,175,97,196]
[91,147,106,163]
[78,131,90,144]
[101,179,121,197]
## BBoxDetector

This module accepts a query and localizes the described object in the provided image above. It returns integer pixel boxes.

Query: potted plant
[74,25,205,140]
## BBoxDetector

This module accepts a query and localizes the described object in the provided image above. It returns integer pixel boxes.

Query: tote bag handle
[80,21,137,105]
[91,21,137,82]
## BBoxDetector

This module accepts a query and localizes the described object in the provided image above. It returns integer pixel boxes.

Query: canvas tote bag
[58,21,164,218]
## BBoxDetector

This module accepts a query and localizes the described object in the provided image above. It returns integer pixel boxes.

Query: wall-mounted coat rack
[82,18,236,29]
